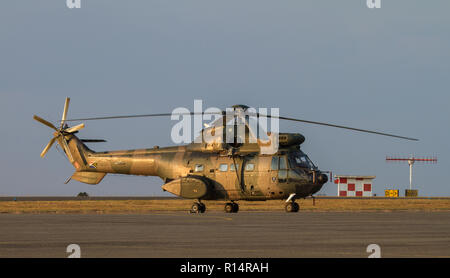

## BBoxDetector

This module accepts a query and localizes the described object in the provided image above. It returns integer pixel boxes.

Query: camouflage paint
[59,133,327,201]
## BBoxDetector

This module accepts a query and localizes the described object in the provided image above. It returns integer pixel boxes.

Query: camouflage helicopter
[33,98,417,213]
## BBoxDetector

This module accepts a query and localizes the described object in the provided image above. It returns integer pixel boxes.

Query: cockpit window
[289,152,316,169]
[279,156,288,170]
[271,157,279,170]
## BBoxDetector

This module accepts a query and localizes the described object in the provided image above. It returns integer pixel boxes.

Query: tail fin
[57,134,93,170]
[33,97,85,163]
[34,97,107,184]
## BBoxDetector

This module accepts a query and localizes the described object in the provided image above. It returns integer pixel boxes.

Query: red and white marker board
[334,175,375,197]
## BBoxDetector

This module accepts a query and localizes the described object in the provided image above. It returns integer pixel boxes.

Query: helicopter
[33,98,417,213]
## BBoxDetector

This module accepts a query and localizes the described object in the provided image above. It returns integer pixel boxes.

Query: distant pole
[408,159,414,190]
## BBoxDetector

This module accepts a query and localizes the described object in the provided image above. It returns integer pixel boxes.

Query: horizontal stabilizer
[71,171,106,185]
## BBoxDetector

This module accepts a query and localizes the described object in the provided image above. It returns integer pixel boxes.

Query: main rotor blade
[33,115,58,131]
[40,137,56,158]
[252,112,418,141]
[60,97,70,129]
[65,112,221,122]
[65,109,418,141]
[65,123,85,133]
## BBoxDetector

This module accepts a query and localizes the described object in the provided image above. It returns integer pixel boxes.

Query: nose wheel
[191,202,206,213]
[224,202,239,213]
[285,201,299,213]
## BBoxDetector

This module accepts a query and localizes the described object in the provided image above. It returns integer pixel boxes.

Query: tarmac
[0,211,449,258]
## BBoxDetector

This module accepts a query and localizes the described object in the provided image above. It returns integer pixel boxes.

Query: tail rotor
[33,97,85,162]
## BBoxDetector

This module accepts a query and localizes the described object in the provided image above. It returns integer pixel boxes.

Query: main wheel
[199,202,206,213]
[191,203,201,213]
[224,203,234,213]
[285,202,299,213]
[232,203,239,213]
[293,202,299,212]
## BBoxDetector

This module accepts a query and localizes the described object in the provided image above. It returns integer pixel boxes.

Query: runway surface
[1,212,449,258]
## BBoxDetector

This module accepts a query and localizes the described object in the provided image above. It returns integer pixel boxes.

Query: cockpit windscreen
[289,151,316,169]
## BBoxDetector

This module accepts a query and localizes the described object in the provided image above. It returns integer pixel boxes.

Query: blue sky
[0,0,449,196]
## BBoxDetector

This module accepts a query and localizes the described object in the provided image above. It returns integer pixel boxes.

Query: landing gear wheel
[225,203,234,213]
[225,202,239,213]
[199,202,206,213]
[285,202,299,213]
[232,202,239,213]
[293,202,299,212]
[191,202,206,213]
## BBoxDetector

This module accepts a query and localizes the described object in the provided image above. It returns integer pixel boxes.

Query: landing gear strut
[224,202,239,213]
[191,202,206,213]
[285,193,299,213]
[285,201,299,212]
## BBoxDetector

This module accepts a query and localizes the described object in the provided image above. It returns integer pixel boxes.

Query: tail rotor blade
[60,97,70,129]
[40,137,56,158]
[60,136,74,163]
[33,115,58,131]
[65,123,85,133]
[81,139,107,143]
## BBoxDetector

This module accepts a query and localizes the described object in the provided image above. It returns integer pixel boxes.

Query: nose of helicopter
[317,173,328,184]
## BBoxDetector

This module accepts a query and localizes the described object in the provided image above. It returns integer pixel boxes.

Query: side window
[279,156,288,170]
[278,169,287,183]
[219,164,228,172]
[230,163,239,172]
[278,156,288,183]
[271,156,279,170]
[194,164,204,172]
[245,163,255,172]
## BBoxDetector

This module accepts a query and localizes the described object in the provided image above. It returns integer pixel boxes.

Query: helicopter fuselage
[75,138,328,201]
